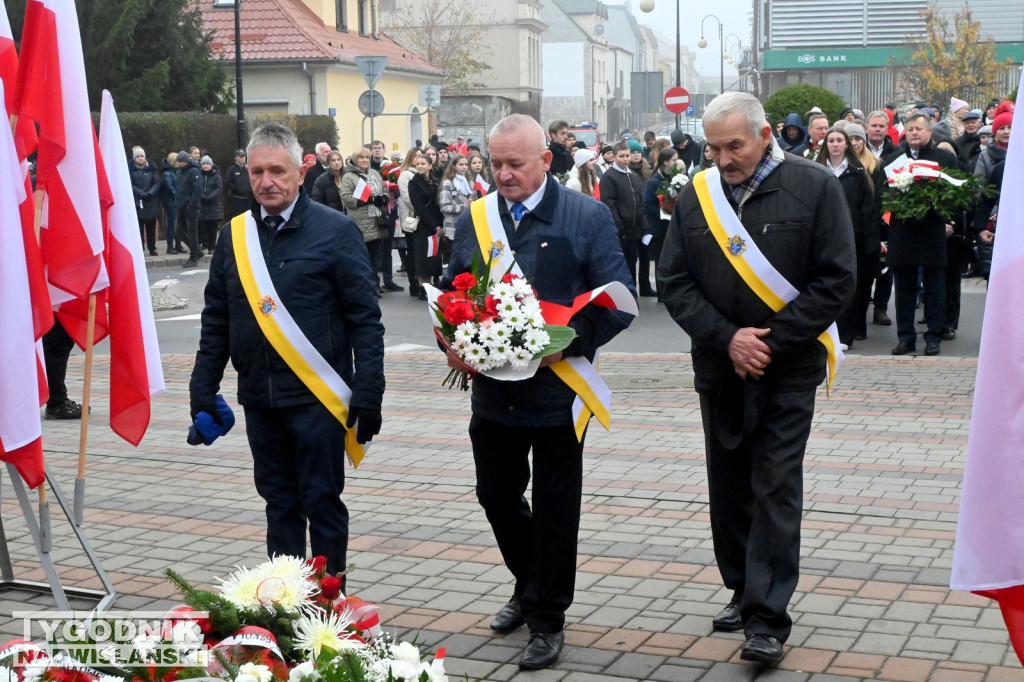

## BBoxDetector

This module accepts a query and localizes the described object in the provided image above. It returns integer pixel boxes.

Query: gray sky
[630,0,754,83]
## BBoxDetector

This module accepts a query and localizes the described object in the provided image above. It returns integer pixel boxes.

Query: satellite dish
[595,24,605,35]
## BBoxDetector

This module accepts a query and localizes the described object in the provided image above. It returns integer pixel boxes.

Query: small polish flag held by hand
[474,174,490,195]
[426,232,439,258]
[354,177,372,202]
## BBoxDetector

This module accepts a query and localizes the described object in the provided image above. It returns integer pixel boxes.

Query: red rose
[438,290,468,307]
[320,576,343,601]
[306,556,328,576]
[443,300,476,326]
[453,272,477,291]
[501,273,520,284]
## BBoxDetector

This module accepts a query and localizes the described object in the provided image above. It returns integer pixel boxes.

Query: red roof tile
[202,0,442,75]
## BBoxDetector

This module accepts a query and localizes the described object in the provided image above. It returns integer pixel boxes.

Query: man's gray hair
[866,110,889,124]
[247,122,302,167]
[315,141,331,154]
[489,114,547,150]
[703,92,769,138]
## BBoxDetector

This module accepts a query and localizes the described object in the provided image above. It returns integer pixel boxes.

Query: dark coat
[129,159,161,221]
[408,173,443,232]
[776,113,808,155]
[834,164,879,252]
[443,174,635,427]
[882,141,959,268]
[953,133,982,173]
[190,191,385,410]
[658,155,856,392]
[643,171,670,241]
[160,159,177,207]
[303,161,327,194]
[224,161,253,217]
[174,158,202,214]
[599,166,648,239]
[198,166,224,222]
[549,142,574,175]
[311,170,345,213]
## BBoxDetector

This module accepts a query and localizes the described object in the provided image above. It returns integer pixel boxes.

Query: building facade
[539,0,611,134]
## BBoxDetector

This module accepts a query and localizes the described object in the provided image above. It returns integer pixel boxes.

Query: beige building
[201,0,443,153]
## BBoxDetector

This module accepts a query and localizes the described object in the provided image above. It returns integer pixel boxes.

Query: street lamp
[234,0,245,152]
[638,0,683,131]
[698,14,724,95]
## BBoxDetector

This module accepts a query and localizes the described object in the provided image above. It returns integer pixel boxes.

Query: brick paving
[0,349,1019,681]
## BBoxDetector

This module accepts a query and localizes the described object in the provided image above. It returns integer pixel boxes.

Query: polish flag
[474,174,490,195]
[425,232,439,258]
[0,79,45,488]
[15,0,109,303]
[951,75,1024,666]
[354,177,372,202]
[98,91,165,445]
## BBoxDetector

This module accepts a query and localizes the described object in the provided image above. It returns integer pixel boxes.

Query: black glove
[190,398,224,426]
[345,406,382,445]
[372,194,389,207]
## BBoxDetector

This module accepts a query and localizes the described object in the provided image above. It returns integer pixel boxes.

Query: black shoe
[166,248,176,255]
[873,308,892,326]
[854,333,866,341]
[925,341,941,356]
[740,634,783,667]
[382,282,404,292]
[712,601,743,632]
[942,328,956,341]
[149,249,158,256]
[417,291,428,302]
[44,398,83,420]
[639,289,658,298]
[183,258,199,268]
[175,246,188,254]
[519,631,564,670]
[891,343,915,355]
[490,599,525,634]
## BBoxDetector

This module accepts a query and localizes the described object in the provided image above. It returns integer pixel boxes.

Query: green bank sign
[763,44,1023,70]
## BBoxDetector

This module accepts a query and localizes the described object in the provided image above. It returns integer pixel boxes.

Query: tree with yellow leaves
[892,2,1010,106]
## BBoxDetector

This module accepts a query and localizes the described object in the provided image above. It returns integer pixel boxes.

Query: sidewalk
[0,351,1017,681]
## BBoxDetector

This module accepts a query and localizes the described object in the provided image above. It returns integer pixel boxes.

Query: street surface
[0,255,1009,681]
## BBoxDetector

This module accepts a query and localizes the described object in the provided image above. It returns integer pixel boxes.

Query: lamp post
[698,14,724,95]
[638,0,682,131]
[234,0,245,151]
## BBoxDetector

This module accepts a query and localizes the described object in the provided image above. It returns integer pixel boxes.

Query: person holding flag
[340,147,390,295]
[469,151,492,198]
[658,92,856,667]
[189,122,385,580]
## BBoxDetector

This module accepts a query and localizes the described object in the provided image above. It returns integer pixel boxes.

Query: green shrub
[764,84,848,127]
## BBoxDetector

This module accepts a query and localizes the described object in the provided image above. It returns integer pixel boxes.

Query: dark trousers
[244,402,350,576]
[700,383,816,644]
[637,238,654,293]
[871,268,892,310]
[945,242,964,330]
[379,231,397,284]
[198,219,220,252]
[364,239,382,286]
[162,202,179,249]
[42,319,75,409]
[837,249,878,344]
[174,206,200,258]
[139,218,157,252]
[894,265,944,346]
[469,415,585,633]
[620,233,640,290]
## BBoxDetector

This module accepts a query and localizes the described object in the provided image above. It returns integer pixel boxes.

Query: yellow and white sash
[231,213,368,466]
[692,167,843,391]
[469,192,524,284]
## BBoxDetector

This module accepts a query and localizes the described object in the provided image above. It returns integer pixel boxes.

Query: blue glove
[187,395,236,446]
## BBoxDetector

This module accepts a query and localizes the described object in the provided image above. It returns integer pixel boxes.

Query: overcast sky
[630,0,754,81]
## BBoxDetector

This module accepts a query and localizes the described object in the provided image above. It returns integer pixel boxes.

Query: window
[357,0,370,36]
[336,0,347,30]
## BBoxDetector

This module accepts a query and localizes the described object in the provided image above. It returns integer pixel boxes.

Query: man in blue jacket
[189,122,385,580]
[444,114,635,671]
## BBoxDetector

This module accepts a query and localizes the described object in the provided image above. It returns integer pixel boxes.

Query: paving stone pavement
[0,350,1019,682]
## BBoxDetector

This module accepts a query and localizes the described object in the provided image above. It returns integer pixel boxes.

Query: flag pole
[73,294,96,527]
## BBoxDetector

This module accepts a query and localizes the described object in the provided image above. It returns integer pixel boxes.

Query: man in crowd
[865,110,896,158]
[189,122,385,580]
[776,113,808,154]
[864,109,896,326]
[224,149,253,218]
[659,91,855,668]
[189,146,202,162]
[954,109,984,172]
[883,112,959,356]
[174,150,203,267]
[805,112,829,160]
[444,114,634,671]
[302,141,332,193]
[547,119,574,175]
[600,141,651,295]
[671,128,702,170]
[369,140,387,171]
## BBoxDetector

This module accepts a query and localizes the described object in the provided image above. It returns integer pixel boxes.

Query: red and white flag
[474,174,490,195]
[98,90,165,446]
[0,79,45,488]
[425,232,439,258]
[15,0,109,304]
[951,76,1024,665]
[353,177,372,202]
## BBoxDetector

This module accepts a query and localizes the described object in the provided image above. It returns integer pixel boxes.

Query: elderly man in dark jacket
[129,146,161,255]
[659,92,855,668]
[883,112,960,356]
[443,114,634,672]
[174,150,203,266]
[190,122,385,581]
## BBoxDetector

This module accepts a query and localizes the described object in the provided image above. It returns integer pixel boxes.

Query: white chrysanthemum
[487,344,512,367]
[466,352,491,370]
[510,278,534,298]
[893,171,914,192]
[454,321,477,341]
[388,660,419,681]
[459,342,487,362]
[490,282,515,301]
[238,663,273,682]
[523,328,550,354]
[217,564,265,610]
[499,306,527,331]
[260,555,319,610]
[391,641,421,665]
[509,348,532,369]
[235,674,258,682]
[293,610,361,657]
[288,661,315,682]
[451,338,470,353]
[519,297,541,317]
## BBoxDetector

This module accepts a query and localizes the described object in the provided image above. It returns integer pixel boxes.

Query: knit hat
[670,129,687,146]
[852,108,864,119]
[978,125,992,136]
[600,144,613,154]
[627,139,644,153]
[132,146,145,159]
[303,153,316,166]
[950,97,969,113]
[176,151,190,163]
[992,111,1013,134]
[845,123,866,140]
[962,109,982,122]
[200,155,213,166]
[918,107,937,119]
[573,148,596,167]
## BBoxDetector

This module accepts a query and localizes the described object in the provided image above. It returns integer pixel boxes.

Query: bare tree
[380,0,495,95]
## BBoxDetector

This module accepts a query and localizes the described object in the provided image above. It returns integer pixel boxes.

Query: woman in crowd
[595,144,615,178]
[627,139,649,180]
[688,142,715,179]
[310,150,345,213]
[397,148,422,296]
[439,154,473,265]
[468,151,492,198]
[197,155,223,253]
[340,147,389,295]
[817,126,878,350]
[129,146,161,256]
[642,146,678,300]
[566,148,599,198]
[408,154,443,301]
[975,109,1012,181]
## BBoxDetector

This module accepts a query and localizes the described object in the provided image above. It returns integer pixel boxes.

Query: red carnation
[501,273,520,284]
[320,576,343,601]
[484,295,499,318]
[453,272,477,291]
[443,300,477,326]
